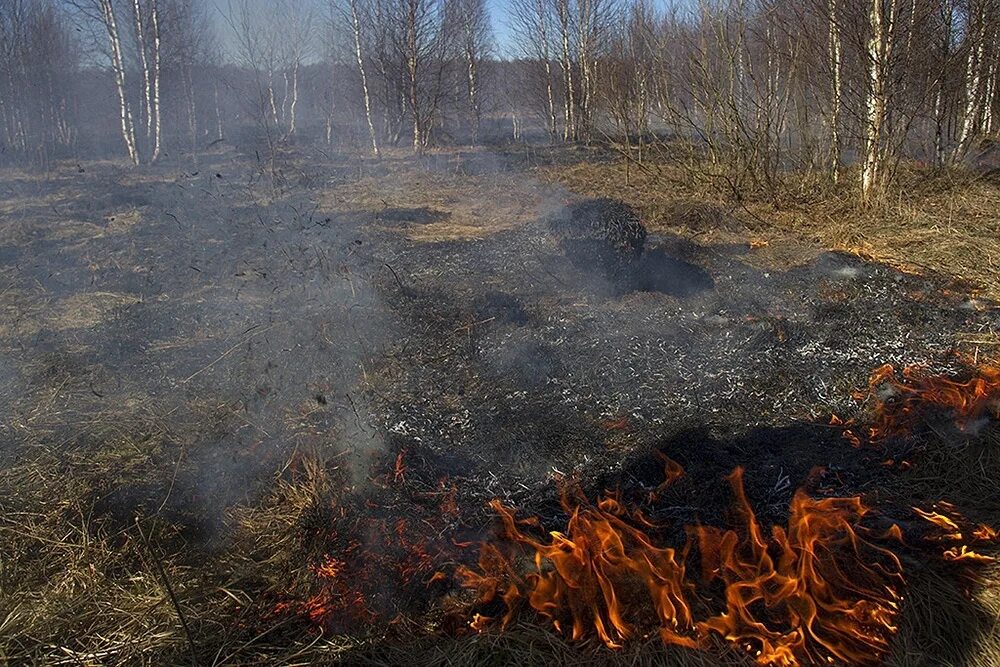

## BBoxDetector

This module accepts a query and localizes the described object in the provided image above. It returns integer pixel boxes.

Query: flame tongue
[458,493,695,648]
[857,362,1000,442]
[461,468,905,666]
[695,469,903,666]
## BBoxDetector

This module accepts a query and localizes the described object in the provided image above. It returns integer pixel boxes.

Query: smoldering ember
[3,1,1000,666]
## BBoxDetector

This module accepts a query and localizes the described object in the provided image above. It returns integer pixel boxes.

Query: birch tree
[68,0,139,163]
[102,0,138,164]
[449,0,491,141]
[861,0,897,201]
[555,0,576,140]
[956,0,999,157]
[338,0,379,154]
[828,0,842,181]
[0,0,77,164]
[509,0,558,141]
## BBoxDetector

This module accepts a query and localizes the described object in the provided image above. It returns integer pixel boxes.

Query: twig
[181,323,277,384]
[135,518,199,666]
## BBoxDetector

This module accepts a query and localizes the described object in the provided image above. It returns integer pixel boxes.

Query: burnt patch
[548,197,647,259]
[377,207,451,225]
[474,290,531,326]
[630,247,714,297]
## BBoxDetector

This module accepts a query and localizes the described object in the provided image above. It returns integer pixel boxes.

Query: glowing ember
[393,448,408,483]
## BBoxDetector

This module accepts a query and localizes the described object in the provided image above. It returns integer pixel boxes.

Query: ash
[2,149,996,539]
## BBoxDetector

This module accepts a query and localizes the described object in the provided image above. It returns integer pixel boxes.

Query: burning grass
[837,358,1000,446]
[455,466,996,666]
[3,413,999,665]
[4,149,1000,665]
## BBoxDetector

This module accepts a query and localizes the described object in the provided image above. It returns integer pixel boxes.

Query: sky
[205,0,541,60]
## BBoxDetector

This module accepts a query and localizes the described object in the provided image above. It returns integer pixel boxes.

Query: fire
[913,502,999,564]
[393,448,407,483]
[695,469,903,666]
[457,491,696,649]
[459,469,906,665]
[942,546,995,564]
[845,361,1000,443]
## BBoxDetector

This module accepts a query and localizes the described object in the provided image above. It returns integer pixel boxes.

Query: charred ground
[1,146,999,665]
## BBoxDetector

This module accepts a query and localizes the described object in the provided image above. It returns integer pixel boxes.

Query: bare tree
[397,0,444,151]
[555,0,576,140]
[0,0,77,164]
[67,0,139,164]
[509,0,558,140]
[333,0,380,154]
[956,0,999,157]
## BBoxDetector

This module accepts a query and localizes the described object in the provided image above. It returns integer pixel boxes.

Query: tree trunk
[405,0,421,151]
[350,0,379,155]
[556,0,575,141]
[828,0,842,183]
[131,0,152,142]
[861,0,893,201]
[101,0,139,165]
[150,0,162,160]
[289,60,299,135]
[957,6,986,156]
[215,82,224,141]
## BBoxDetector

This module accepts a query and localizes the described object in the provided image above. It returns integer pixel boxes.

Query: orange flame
[460,469,907,665]
[695,469,903,666]
[912,502,999,564]
[457,491,696,648]
[853,362,1000,442]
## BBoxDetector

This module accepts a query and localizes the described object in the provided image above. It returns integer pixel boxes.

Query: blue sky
[204,0,541,59]
[205,0,686,60]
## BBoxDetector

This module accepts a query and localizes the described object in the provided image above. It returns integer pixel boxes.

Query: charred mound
[548,197,647,259]
[547,197,648,290]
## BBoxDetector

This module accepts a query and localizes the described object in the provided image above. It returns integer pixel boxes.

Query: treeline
[2,0,998,200]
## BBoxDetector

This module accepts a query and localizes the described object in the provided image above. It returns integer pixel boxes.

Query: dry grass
[4,428,999,666]
[4,151,1000,665]
[319,149,564,242]
[543,160,1000,299]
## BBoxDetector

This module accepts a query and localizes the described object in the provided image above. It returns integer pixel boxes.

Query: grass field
[2,145,1000,665]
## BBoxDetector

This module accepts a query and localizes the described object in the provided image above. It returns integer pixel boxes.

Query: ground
[1,145,999,665]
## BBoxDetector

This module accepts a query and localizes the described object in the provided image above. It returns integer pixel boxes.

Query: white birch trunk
[535,0,557,141]
[861,0,891,200]
[150,0,161,160]
[289,60,299,135]
[101,0,139,165]
[131,0,151,141]
[957,13,986,155]
[557,0,575,141]
[350,0,379,155]
[828,0,842,182]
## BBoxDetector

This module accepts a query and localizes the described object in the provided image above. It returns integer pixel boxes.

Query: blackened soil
[2,147,998,545]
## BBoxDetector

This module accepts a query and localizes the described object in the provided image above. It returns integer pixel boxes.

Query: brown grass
[4,429,999,666]
[319,149,565,242]
[4,150,1000,665]
[542,160,1000,299]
